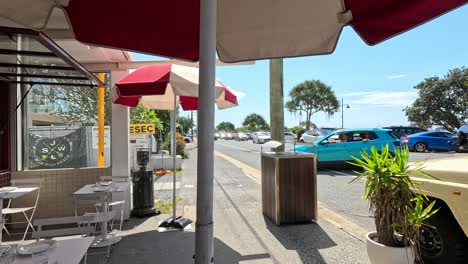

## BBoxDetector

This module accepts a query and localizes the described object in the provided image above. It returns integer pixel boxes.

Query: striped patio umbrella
[111,64,238,231]
[112,64,238,110]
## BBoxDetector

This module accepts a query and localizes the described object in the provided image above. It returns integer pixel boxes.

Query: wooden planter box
[261,151,317,225]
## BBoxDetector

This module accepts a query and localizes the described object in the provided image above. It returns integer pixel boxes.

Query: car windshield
[258,132,269,136]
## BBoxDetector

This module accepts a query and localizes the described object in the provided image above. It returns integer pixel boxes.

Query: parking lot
[214,139,467,231]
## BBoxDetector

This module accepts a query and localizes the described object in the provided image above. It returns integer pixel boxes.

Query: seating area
[0,176,130,263]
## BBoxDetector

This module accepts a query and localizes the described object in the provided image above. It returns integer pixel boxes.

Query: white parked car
[220,133,227,139]
[226,133,236,140]
[300,128,336,143]
[252,131,270,144]
[236,132,249,141]
[284,131,297,142]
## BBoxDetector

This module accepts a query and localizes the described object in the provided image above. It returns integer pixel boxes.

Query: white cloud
[344,91,417,107]
[387,74,408,79]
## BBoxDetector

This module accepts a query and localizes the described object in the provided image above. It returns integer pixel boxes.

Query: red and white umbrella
[111,64,238,230]
[1,0,464,62]
[112,64,238,111]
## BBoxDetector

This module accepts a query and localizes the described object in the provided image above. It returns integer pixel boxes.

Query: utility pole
[341,98,349,129]
[270,59,285,151]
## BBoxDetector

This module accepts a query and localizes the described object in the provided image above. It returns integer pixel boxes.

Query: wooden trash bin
[261,151,317,225]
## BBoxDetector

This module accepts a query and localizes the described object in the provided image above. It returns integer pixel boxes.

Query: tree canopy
[31,83,111,126]
[285,80,339,130]
[405,67,467,131]
[178,116,194,134]
[216,121,235,132]
[242,113,269,132]
[130,103,162,131]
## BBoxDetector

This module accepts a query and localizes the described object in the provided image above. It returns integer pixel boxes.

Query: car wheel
[300,139,304,142]
[414,142,428,152]
[184,139,190,143]
[420,202,468,264]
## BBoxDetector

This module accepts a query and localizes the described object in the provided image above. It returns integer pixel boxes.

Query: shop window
[23,81,111,170]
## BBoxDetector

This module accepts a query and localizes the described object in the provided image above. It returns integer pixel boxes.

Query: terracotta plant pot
[366,232,415,264]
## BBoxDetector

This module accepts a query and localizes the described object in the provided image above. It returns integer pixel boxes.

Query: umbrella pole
[172,95,177,221]
[195,0,216,262]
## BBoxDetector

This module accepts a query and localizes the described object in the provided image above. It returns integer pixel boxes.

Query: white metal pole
[171,95,177,221]
[195,0,216,262]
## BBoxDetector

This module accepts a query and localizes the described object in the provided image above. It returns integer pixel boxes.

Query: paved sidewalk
[87,148,370,264]
[180,149,370,264]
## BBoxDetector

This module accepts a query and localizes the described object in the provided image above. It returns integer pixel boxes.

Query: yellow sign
[130,124,156,135]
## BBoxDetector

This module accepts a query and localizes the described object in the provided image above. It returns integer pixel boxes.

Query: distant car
[401,131,457,152]
[252,131,270,144]
[236,132,249,141]
[454,124,468,152]
[300,128,336,143]
[293,128,400,167]
[214,133,220,140]
[226,133,236,140]
[284,131,297,142]
[383,126,427,139]
[220,133,227,139]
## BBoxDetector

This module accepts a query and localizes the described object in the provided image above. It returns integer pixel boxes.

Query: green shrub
[162,132,188,159]
[291,126,305,140]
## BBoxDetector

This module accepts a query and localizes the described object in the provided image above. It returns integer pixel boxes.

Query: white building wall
[110,69,131,219]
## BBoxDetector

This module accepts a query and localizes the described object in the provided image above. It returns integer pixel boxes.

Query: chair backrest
[32,215,95,239]
[10,178,43,208]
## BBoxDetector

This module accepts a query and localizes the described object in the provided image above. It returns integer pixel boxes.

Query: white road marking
[216,142,261,153]
[323,169,358,178]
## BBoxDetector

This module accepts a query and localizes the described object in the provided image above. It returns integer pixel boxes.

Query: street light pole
[341,98,349,129]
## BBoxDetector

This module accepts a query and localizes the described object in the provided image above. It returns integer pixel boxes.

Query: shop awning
[0,26,103,87]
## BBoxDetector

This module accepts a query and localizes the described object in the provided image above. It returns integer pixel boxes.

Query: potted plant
[349,145,439,264]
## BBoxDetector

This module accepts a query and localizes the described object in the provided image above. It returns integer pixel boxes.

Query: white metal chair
[2,178,43,240]
[97,176,126,231]
[74,193,116,258]
[32,215,95,264]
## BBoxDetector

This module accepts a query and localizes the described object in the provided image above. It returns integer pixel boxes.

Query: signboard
[29,128,86,169]
[91,126,111,149]
[130,124,156,135]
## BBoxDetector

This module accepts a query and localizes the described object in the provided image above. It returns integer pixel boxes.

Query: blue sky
[132,6,467,129]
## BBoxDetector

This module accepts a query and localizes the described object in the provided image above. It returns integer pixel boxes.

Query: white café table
[13,236,94,264]
[73,182,129,248]
[0,187,38,246]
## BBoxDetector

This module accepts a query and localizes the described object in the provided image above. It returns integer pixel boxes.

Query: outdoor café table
[13,236,94,264]
[73,182,128,248]
[0,187,38,246]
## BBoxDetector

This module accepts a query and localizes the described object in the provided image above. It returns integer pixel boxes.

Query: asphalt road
[213,139,465,231]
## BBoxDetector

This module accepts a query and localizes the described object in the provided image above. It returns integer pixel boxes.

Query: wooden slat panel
[261,155,276,223]
[278,156,316,224]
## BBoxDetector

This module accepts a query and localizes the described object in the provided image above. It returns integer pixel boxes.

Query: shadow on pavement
[264,216,336,264]
[90,229,271,264]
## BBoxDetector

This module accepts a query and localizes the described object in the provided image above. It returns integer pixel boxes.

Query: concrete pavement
[180,148,370,263]
[87,145,370,263]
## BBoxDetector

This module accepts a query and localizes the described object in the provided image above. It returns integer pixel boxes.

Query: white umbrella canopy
[0,0,464,62]
[112,64,238,111]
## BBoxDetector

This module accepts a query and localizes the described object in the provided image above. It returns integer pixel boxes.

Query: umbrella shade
[112,64,238,111]
[1,0,465,62]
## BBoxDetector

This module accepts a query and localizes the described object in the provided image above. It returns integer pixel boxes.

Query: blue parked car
[293,128,400,167]
[401,131,457,152]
